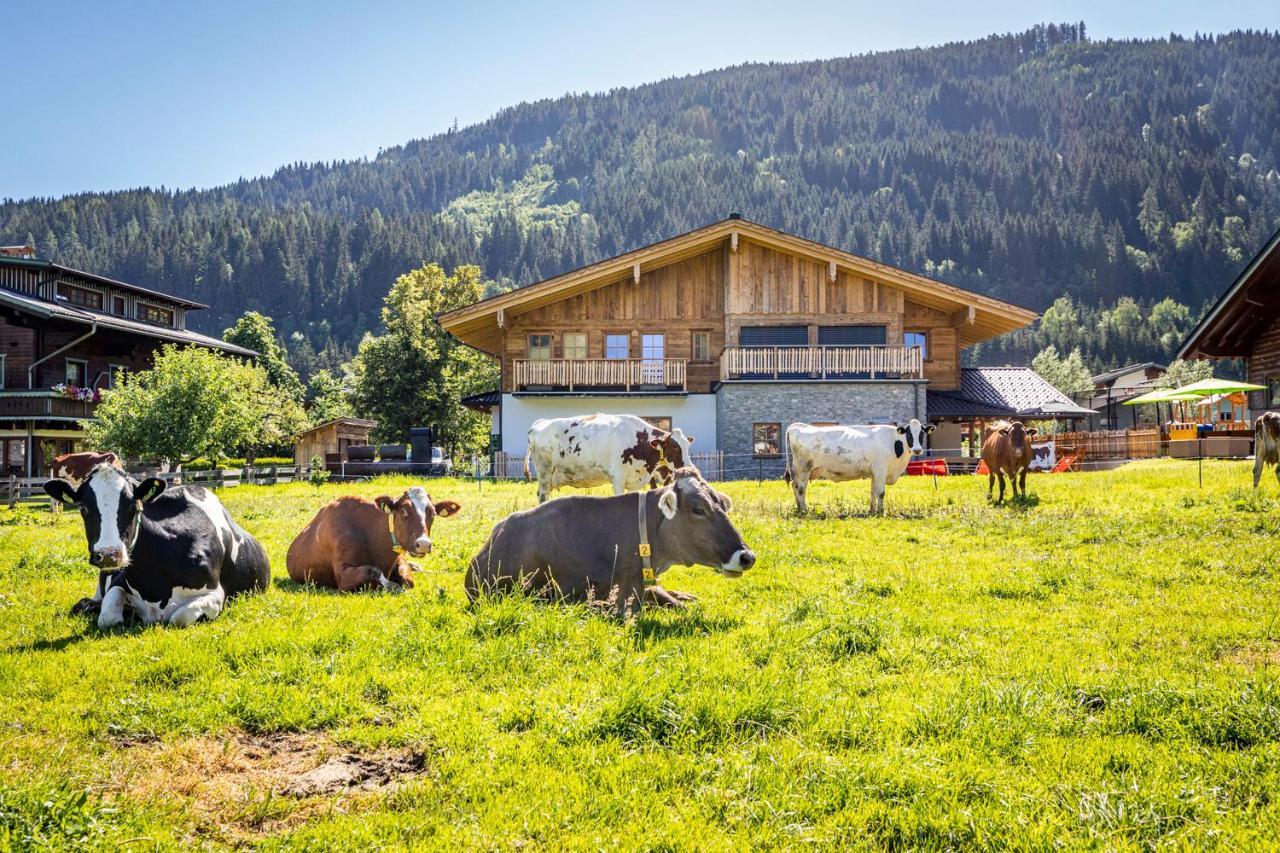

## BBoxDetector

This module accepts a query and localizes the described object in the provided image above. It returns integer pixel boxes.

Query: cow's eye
[692,504,708,516]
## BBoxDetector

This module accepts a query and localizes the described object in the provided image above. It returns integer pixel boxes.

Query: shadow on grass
[989,492,1041,511]
[632,608,743,646]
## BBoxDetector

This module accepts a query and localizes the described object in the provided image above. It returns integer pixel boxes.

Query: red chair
[975,459,990,475]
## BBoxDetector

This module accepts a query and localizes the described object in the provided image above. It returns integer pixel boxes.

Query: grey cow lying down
[466,468,755,616]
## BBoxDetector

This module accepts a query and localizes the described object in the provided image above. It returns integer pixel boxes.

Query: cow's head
[895,419,935,456]
[375,486,461,557]
[998,421,1037,450]
[655,468,754,577]
[45,464,166,569]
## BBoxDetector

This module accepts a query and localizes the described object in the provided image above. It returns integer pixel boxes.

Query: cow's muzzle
[409,537,432,557]
[720,549,756,578]
[91,547,125,569]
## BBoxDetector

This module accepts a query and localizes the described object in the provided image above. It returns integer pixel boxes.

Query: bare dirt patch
[110,730,433,841]
[1219,642,1280,670]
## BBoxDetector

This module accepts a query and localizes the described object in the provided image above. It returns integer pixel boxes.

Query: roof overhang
[1178,226,1280,360]
[438,218,1037,355]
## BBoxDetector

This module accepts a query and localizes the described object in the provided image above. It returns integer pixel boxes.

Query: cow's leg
[871,474,887,514]
[996,472,1007,503]
[610,470,628,496]
[167,589,225,627]
[97,584,127,630]
[536,476,550,504]
[1255,454,1264,488]
[613,580,644,618]
[335,563,397,593]
[1274,462,1280,487]
[1018,468,1028,496]
[72,569,116,616]
[644,586,696,608]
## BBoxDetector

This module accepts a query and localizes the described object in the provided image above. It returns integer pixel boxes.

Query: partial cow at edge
[467,468,753,616]
[286,487,461,592]
[982,420,1038,503]
[46,464,270,629]
[1253,412,1280,488]
[524,413,694,503]
[784,419,934,514]
[50,451,124,486]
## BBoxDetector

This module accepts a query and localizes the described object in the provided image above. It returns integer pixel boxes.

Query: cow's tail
[782,424,794,484]
[523,447,532,481]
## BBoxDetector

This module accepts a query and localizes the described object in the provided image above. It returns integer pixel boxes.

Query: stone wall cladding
[714,381,927,479]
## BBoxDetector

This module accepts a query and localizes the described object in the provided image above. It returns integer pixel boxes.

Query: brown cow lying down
[982,420,1038,502]
[1254,412,1280,488]
[286,487,461,592]
[466,468,755,616]
[51,451,124,486]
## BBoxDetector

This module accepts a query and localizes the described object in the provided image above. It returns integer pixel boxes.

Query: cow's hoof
[69,597,100,616]
[644,586,694,608]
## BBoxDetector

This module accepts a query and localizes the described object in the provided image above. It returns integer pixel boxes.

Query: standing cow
[467,468,753,615]
[981,420,1038,502]
[286,487,461,592]
[784,419,935,514]
[1253,412,1280,488]
[524,413,694,503]
[50,451,124,486]
[45,464,270,628]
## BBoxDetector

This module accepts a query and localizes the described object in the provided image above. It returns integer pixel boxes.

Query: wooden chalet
[0,249,256,476]
[1179,226,1280,415]
[440,216,1037,472]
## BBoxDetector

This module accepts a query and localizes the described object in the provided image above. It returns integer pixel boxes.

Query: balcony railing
[512,358,687,391]
[0,391,98,419]
[721,346,923,380]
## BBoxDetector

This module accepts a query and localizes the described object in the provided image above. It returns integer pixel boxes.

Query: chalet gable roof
[1178,226,1280,360]
[437,217,1036,355]
[0,255,207,309]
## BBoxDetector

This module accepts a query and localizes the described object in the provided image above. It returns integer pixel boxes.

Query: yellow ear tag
[638,543,652,557]
[642,567,656,583]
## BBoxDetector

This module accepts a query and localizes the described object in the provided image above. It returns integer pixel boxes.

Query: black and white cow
[783,419,935,513]
[45,464,270,628]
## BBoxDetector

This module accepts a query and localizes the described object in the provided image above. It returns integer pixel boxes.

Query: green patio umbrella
[1172,377,1266,395]
[1122,388,1203,405]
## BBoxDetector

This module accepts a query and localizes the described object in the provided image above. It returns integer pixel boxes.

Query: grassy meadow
[2,460,1280,849]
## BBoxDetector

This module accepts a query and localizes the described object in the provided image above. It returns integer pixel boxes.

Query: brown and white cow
[51,451,124,486]
[467,468,753,616]
[286,487,461,592]
[1253,412,1280,488]
[982,420,1038,502]
[524,413,694,503]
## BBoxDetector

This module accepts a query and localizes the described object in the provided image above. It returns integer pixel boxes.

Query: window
[606,334,629,360]
[692,331,711,362]
[563,333,587,360]
[138,303,174,327]
[904,331,928,360]
[1269,377,1280,408]
[62,284,103,311]
[108,364,128,389]
[642,416,672,432]
[527,334,552,361]
[753,423,781,457]
[65,359,87,387]
[642,334,665,361]
[111,295,126,316]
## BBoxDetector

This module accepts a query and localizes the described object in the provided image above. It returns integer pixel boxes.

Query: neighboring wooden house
[1086,362,1167,429]
[439,216,1038,473]
[293,417,377,467]
[1179,227,1280,415]
[0,254,256,476]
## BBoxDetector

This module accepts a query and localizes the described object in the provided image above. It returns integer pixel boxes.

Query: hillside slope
[2,24,1278,367]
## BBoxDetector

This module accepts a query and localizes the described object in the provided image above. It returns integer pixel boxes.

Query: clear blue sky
[5,0,1276,201]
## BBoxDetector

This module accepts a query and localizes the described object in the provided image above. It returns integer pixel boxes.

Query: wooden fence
[1054,429,1161,462]
[3,466,305,508]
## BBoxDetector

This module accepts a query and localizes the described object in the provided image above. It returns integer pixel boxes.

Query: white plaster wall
[499,394,718,455]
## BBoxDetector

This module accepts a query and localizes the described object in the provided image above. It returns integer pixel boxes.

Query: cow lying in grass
[466,468,753,615]
[982,420,1038,502]
[46,464,270,628]
[286,487,461,592]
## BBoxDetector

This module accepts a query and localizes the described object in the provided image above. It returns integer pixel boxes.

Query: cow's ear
[375,495,395,514]
[714,490,733,512]
[135,478,166,504]
[999,427,1010,435]
[686,434,694,446]
[925,425,936,433]
[44,479,80,507]
[896,426,907,434]
[434,499,461,518]
[1026,428,1038,436]
[658,488,679,520]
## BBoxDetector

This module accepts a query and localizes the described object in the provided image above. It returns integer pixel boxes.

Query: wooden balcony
[0,391,98,419]
[721,346,924,380]
[512,358,688,392]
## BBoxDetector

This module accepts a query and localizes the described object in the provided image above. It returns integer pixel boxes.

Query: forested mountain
[3,24,1279,373]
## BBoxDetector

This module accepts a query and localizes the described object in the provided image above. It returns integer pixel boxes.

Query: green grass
[2,460,1280,849]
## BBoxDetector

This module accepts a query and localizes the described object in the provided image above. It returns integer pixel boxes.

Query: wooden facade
[293,418,377,467]
[452,219,1027,396]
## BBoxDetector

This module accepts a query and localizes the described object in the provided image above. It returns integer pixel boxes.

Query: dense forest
[3,24,1279,375]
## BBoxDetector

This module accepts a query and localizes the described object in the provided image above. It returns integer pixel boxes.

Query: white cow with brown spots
[524,413,694,503]
[783,420,934,514]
